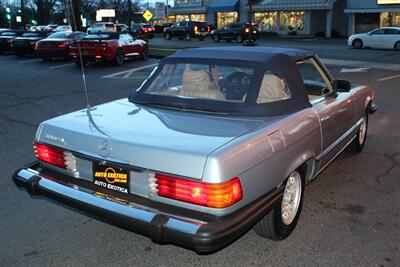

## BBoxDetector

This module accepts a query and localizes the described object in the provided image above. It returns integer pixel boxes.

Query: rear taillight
[34,142,66,169]
[57,42,68,48]
[30,41,36,45]
[151,173,243,208]
[245,28,250,33]
[33,142,77,172]
[207,26,211,32]
[194,26,198,32]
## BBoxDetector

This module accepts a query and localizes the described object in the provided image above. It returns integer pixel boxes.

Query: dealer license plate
[93,162,130,194]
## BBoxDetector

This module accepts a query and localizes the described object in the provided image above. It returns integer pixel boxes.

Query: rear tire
[164,33,171,40]
[184,33,191,41]
[16,52,25,58]
[213,35,220,42]
[352,39,363,49]
[395,41,400,51]
[42,56,52,61]
[236,35,243,43]
[142,47,149,60]
[114,49,124,66]
[352,112,368,153]
[254,171,304,240]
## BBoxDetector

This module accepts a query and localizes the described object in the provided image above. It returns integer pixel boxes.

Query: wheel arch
[284,154,316,185]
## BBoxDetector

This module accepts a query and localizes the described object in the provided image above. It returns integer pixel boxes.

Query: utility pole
[248,0,253,23]
[20,0,25,26]
[128,0,132,33]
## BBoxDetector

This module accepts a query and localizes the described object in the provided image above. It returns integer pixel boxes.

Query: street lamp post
[128,0,132,33]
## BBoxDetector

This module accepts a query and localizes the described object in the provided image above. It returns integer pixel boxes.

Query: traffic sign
[143,10,153,21]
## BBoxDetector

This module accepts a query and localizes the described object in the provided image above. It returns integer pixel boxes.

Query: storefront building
[168,0,347,37]
[345,0,400,34]
[249,0,347,37]
[168,0,208,23]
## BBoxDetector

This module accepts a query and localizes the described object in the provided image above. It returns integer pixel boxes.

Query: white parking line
[102,63,158,79]
[19,58,42,63]
[50,63,74,69]
[320,58,400,71]
[0,55,16,59]
[377,74,400,82]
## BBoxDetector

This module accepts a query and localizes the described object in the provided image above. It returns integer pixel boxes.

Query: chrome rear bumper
[13,163,282,253]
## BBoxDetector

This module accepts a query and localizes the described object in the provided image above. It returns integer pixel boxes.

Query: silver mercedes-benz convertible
[13,47,377,253]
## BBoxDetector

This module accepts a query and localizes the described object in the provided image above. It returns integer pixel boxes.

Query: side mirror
[333,79,352,92]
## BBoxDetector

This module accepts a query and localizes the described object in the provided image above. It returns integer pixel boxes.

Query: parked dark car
[155,23,172,33]
[11,31,49,57]
[164,21,209,41]
[141,23,155,38]
[45,24,58,31]
[130,24,153,39]
[35,31,86,60]
[211,22,260,43]
[69,32,148,66]
[0,30,22,54]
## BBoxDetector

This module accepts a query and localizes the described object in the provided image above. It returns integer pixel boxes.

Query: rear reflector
[33,142,66,169]
[152,173,243,208]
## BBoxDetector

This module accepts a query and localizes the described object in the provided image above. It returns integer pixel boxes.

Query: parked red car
[35,31,86,60]
[69,32,148,66]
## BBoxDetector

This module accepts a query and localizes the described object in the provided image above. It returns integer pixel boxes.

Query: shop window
[168,16,175,24]
[254,12,277,32]
[279,11,305,32]
[380,12,400,27]
[190,14,206,22]
[217,12,238,29]
[176,15,190,22]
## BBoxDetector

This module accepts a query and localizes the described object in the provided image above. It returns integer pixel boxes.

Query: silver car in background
[13,47,377,253]
[348,26,400,51]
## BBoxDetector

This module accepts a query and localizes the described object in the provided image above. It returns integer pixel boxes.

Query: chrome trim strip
[312,135,356,179]
[310,96,326,105]
[316,117,364,161]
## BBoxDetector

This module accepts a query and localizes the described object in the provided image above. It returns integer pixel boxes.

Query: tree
[33,0,57,24]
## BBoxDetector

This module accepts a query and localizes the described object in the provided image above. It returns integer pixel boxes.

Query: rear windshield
[132,24,142,29]
[84,34,117,40]
[142,24,152,27]
[1,32,16,36]
[94,23,114,28]
[22,33,40,37]
[138,63,255,103]
[48,32,73,39]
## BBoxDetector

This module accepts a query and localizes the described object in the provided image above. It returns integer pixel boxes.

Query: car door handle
[321,116,331,122]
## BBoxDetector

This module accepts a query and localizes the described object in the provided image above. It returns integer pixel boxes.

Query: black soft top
[131,47,315,116]
[167,46,315,63]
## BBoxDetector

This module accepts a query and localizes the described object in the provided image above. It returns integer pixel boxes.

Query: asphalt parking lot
[0,38,399,266]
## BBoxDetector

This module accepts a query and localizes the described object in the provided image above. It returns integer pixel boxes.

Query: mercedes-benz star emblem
[98,140,112,157]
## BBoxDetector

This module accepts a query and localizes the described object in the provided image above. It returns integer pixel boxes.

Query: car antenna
[68,0,91,110]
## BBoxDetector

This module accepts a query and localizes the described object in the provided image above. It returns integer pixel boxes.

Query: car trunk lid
[36,99,264,179]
